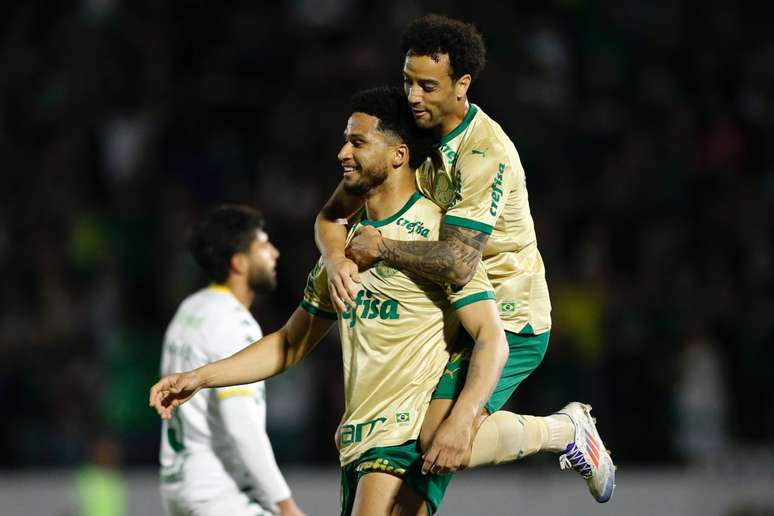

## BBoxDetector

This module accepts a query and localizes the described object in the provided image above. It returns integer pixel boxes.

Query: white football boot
[556,402,616,503]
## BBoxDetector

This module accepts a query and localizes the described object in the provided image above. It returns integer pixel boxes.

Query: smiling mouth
[342,166,359,177]
[412,110,427,119]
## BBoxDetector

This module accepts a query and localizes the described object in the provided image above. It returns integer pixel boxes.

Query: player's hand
[325,254,361,312]
[421,414,473,475]
[148,371,204,419]
[277,497,306,516]
[345,226,382,270]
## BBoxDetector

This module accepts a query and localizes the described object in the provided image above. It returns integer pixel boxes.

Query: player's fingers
[433,450,452,474]
[421,447,440,475]
[152,389,170,411]
[149,379,169,403]
[337,276,355,307]
[328,285,347,313]
[154,397,169,418]
[342,274,360,300]
[431,462,446,475]
[439,453,460,473]
[331,287,349,313]
[331,276,354,308]
[152,389,166,407]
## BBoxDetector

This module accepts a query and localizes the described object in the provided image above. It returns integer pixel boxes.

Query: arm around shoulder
[315,181,365,310]
[375,222,489,288]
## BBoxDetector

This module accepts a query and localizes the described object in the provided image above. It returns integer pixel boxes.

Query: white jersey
[158,285,290,513]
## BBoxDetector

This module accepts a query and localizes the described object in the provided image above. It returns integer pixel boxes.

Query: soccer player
[151,86,509,515]
[315,14,616,502]
[157,205,305,516]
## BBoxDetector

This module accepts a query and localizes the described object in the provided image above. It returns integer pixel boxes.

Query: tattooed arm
[346,223,489,287]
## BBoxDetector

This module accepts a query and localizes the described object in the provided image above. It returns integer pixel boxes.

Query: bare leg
[351,472,428,516]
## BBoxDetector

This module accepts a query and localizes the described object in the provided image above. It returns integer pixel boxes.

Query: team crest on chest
[432,173,455,207]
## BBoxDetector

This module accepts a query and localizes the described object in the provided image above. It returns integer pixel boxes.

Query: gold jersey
[416,104,551,334]
[301,192,495,466]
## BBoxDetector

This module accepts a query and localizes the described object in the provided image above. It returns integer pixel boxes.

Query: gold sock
[468,412,575,467]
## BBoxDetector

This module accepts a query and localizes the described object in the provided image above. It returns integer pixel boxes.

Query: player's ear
[455,74,471,100]
[230,252,248,275]
[392,143,408,168]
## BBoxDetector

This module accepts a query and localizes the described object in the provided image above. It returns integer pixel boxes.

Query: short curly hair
[401,14,487,81]
[351,86,416,145]
[189,205,265,283]
[351,86,432,168]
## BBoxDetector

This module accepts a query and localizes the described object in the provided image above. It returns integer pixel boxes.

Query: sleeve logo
[489,163,506,216]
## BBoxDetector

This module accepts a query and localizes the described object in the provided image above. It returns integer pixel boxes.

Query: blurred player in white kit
[158,205,305,516]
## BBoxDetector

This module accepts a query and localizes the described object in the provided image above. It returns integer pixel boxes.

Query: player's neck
[221,278,255,309]
[364,170,417,221]
[439,99,470,138]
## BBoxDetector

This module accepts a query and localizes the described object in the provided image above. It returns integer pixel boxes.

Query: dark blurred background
[1,0,772,478]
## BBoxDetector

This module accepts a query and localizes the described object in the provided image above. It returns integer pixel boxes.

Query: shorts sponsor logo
[395,412,411,425]
[355,458,407,476]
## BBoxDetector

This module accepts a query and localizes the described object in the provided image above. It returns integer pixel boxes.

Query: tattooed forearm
[377,225,489,286]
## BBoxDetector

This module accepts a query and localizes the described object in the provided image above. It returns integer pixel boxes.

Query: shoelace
[559,442,593,478]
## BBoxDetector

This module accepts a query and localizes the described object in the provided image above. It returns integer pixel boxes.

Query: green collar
[361,191,422,227]
[438,104,478,146]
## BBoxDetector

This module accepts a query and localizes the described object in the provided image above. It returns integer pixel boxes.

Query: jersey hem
[339,436,421,467]
[502,321,552,335]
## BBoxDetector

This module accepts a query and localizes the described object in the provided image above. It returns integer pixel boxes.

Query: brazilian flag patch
[395,412,411,426]
[499,300,517,314]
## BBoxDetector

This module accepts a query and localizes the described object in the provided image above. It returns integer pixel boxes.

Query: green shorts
[432,326,550,413]
[339,440,451,515]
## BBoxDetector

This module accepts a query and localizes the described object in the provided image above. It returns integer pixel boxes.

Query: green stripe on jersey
[442,215,493,235]
[451,290,496,310]
[361,192,422,228]
[438,104,479,146]
[299,300,337,320]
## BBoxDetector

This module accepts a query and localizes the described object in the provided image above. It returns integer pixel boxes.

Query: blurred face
[337,112,395,196]
[402,53,460,131]
[244,229,279,293]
